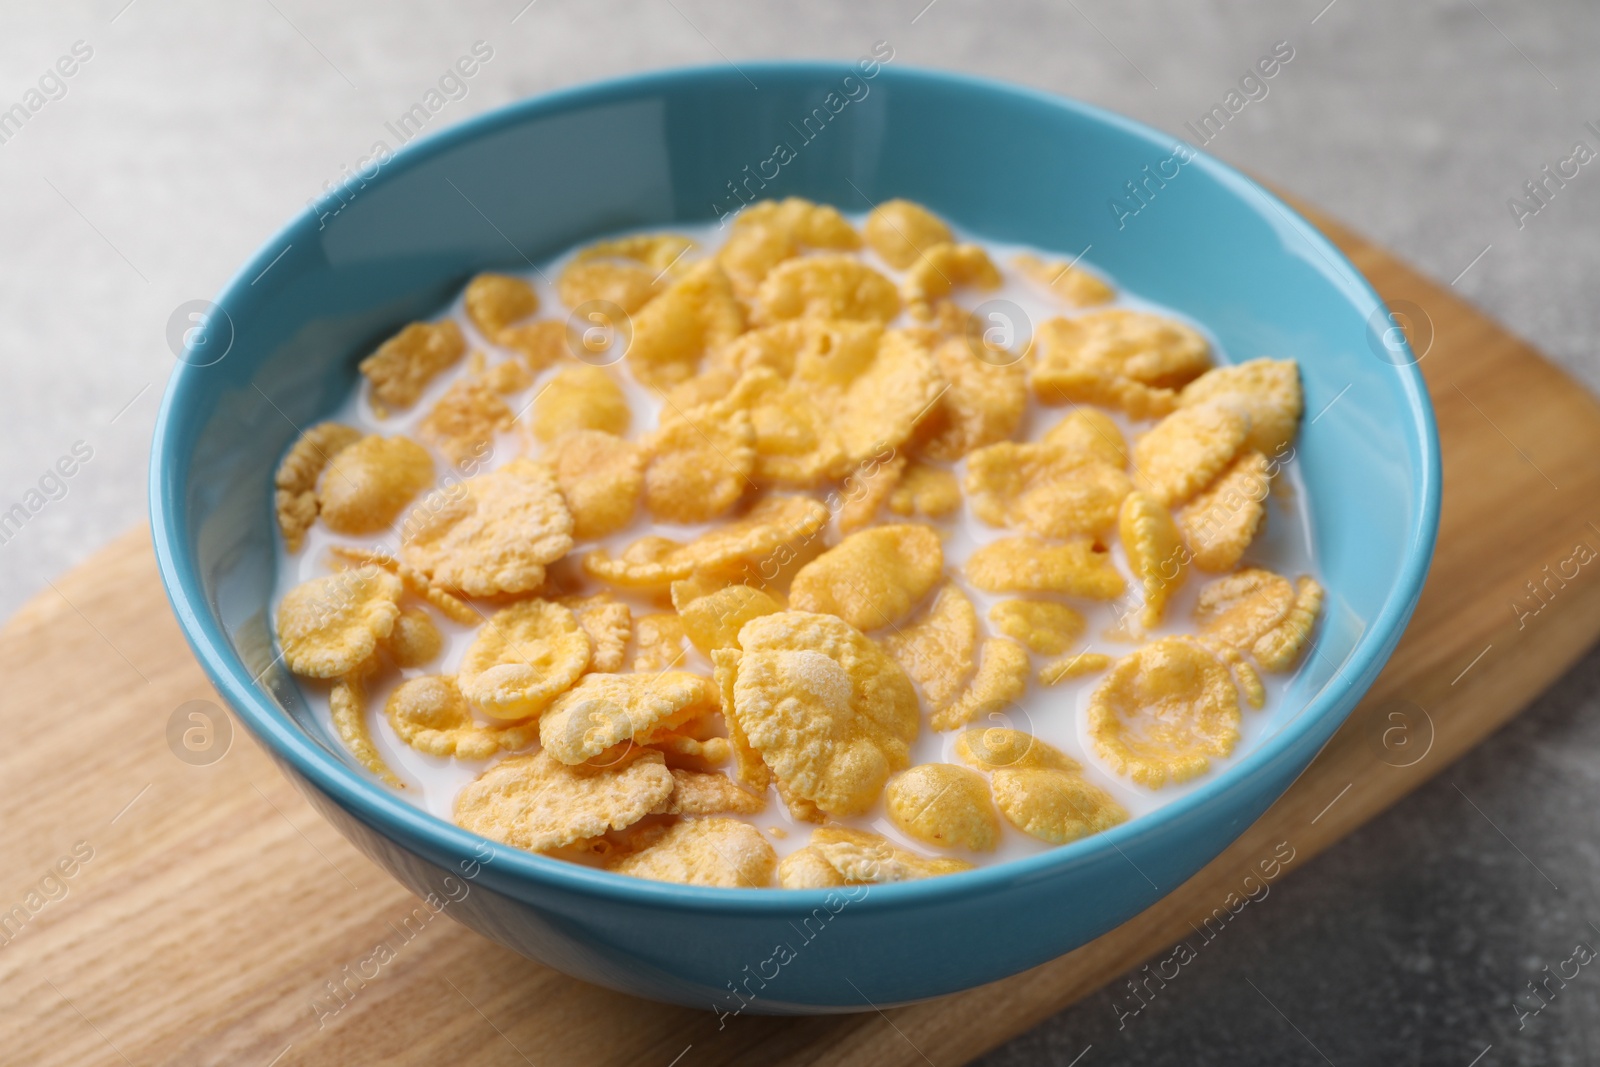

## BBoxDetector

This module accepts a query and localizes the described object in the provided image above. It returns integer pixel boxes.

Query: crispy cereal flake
[780,826,972,887]
[837,452,906,534]
[672,581,782,656]
[788,524,943,631]
[454,748,672,852]
[331,667,403,787]
[1013,253,1115,307]
[627,261,745,390]
[914,336,1028,461]
[881,583,979,713]
[1031,310,1210,418]
[661,769,767,816]
[387,607,443,667]
[1132,401,1249,508]
[318,434,435,536]
[1119,490,1186,629]
[632,612,688,671]
[756,254,901,324]
[1179,450,1271,572]
[386,675,538,759]
[545,429,643,540]
[991,767,1127,844]
[562,593,632,673]
[902,243,1001,320]
[965,537,1126,600]
[721,198,860,296]
[464,273,538,338]
[965,442,1132,539]
[456,599,592,720]
[931,636,1030,732]
[609,817,777,887]
[729,611,920,817]
[886,763,1000,851]
[558,260,664,315]
[989,599,1086,656]
[955,726,1078,772]
[359,320,467,413]
[275,422,362,551]
[277,568,403,678]
[1041,408,1128,468]
[1250,576,1323,672]
[529,365,631,443]
[401,458,574,596]
[1038,651,1113,685]
[540,671,718,765]
[642,393,755,523]
[1088,637,1242,787]
[498,319,569,372]
[418,362,521,468]
[1193,568,1296,650]
[1179,358,1303,456]
[863,199,953,269]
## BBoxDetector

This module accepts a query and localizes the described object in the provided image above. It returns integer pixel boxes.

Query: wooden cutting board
[4,202,1600,1067]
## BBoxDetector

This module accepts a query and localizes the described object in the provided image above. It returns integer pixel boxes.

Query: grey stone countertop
[0,2,1594,1063]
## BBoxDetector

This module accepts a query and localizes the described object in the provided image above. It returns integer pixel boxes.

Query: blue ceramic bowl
[150,63,1439,1013]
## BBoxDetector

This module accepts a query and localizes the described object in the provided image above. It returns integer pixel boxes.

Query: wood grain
[3,205,1599,1067]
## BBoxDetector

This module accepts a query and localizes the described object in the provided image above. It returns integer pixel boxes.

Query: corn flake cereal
[1180,450,1271,572]
[863,199,954,269]
[1038,651,1113,685]
[881,583,979,713]
[965,537,1126,600]
[627,261,745,389]
[497,319,569,372]
[359,320,467,413]
[386,675,538,759]
[1193,567,1296,650]
[885,763,1000,851]
[1250,576,1323,672]
[464,273,539,338]
[989,599,1086,656]
[931,636,1030,732]
[561,593,632,674]
[456,599,591,720]
[455,748,673,852]
[837,453,906,534]
[914,336,1028,461]
[1013,252,1115,307]
[1119,490,1186,629]
[779,826,972,888]
[1179,358,1303,456]
[331,667,403,787]
[1087,637,1242,787]
[545,429,643,539]
[955,727,1078,772]
[721,198,860,296]
[1132,401,1249,508]
[661,769,767,816]
[1030,310,1210,418]
[387,608,443,667]
[577,232,698,272]
[275,422,362,551]
[965,442,1132,539]
[729,611,919,817]
[1041,408,1127,469]
[632,612,688,671]
[318,434,435,536]
[609,817,777,887]
[540,671,717,765]
[991,767,1127,844]
[529,365,631,443]
[643,394,754,523]
[902,243,1001,320]
[887,462,961,519]
[788,524,943,631]
[277,568,403,678]
[402,458,573,596]
[756,254,901,324]
[672,581,782,656]
[327,545,481,626]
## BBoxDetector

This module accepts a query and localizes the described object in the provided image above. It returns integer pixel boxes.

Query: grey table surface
[0,1,1595,1064]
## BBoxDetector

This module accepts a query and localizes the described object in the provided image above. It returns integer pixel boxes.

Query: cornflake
[275,422,362,551]
[1180,450,1271,572]
[1119,490,1186,629]
[626,261,745,389]
[1088,637,1241,788]
[887,462,962,519]
[609,817,777,887]
[721,198,860,297]
[965,536,1126,600]
[1239,575,1323,672]
[885,763,1000,851]
[837,453,906,534]
[756,254,901,324]
[989,599,1086,656]
[672,580,782,656]
[456,599,592,720]
[788,524,943,631]
[497,320,569,373]
[529,365,631,443]
[1013,252,1115,307]
[418,356,529,467]
[454,748,673,852]
[1132,401,1249,508]
[386,674,538,759]
[587,495,830,591]
[660,769,767,816]
[562,593,632,673]
[540,671,718,765]
[632,612,688,671]
[402,458,573,596]
[545,429,643,539]
[359,320,467,413]
[642,392,754,523]
[1031,310,1210,418]
[932,637,1030,732]
[387,608,443,667]
[1041,408,1128,469]
[914,336,1027,461]
[901,243,1001,320]
[1038,651,1113,686]
[318,434,435,536]
[881,583,979,714]
[277,568,402,678]
[327,545,480,626]
[778,826,972,888]
[464,273,539,338]
[331,667,403,787]
[862,199,954,269]
[954,726,1078,772]
[991,767,1127,844]
[965,441,1132,539]
[1193,567,1299,657]
[727,611,919,817]
[1179,358,1303,455]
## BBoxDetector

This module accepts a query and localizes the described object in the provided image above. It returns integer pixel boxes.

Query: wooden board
[4,203,1600,1067]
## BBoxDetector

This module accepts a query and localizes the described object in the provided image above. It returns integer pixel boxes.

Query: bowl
[150,62,1440,1012]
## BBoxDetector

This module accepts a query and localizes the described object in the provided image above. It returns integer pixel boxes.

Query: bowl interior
[152,63,1437,903]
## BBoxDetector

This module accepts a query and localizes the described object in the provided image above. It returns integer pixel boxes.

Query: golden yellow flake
[274,422,362,552]
[881,583,980,714]
[456,599,592,720]
[886,763,1000,851]
[1013,252,1116,307]
[609,817,777,887]
[1132,401,1249,508]
[1037,651,1113,685]
[965,442,1132,539]
[989,599,1086,656]
[913,336,1028,461]
[778,826,973,887]
[626,261,745,390]
[954,726,1078,772]
[642,391,755,523]
[1178,358,1303,455]
[887,462,963,519]
[991,767,1127,844]
[386,675,539,759]
[631,612,689,672]
[1119,490,1186,629]
[317,434,435,536]
[788,524,944,631]
[540,671,718,765]
[529,364,631,443]
[545,429,643,540]
[672,580,782,657]
[464,273,539,338]
[965,536,1126,600]
[1041,408,1128,468]
[931,636,1030,732]
[902,243,1001,320]
[1087,637,1242,787]
[756,254,901,324]
[1179,449,1271,572]
[331,665,404,788]
[862,199,954,269]
[359,320,467,413]
[277,567,403,679]
[387,607,443,667]
[454,747,673,852]
[1030,310,1210,418]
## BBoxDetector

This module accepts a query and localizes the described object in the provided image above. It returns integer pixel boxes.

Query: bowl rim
[150,60,1442,913]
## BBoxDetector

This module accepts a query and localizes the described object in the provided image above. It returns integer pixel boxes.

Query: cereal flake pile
[272,197,1323,890]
